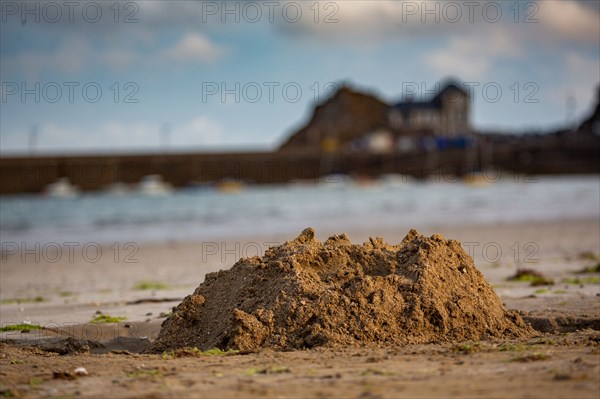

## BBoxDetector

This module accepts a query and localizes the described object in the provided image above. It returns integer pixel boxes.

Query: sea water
[1,176,598,246]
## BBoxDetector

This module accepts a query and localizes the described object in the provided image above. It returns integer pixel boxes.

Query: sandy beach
[1,217,599,398]
[3,0,600,395]
[2,0,599,395]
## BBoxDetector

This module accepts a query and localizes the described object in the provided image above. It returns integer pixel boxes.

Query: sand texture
[149,228,532,353]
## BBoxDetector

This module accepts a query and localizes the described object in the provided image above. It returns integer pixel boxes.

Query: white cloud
[1,32,226,79]
[274,0,465,42]
[538,1,600,44]
[274,0,599,48]
[422,29,523,79]
[163,33,225,63]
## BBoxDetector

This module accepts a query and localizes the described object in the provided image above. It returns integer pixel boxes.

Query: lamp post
[160,123,171,153]
[28,125,38,156]
[566,92,576,132]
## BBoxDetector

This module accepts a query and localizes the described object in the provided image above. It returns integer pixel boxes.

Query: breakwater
[1,135,598,194]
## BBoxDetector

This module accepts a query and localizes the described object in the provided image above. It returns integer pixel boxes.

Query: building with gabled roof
[389,82,471,138]
[279,80,472,153]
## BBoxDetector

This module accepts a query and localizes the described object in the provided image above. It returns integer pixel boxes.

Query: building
[279,81,472,154]
[388,82,471,138]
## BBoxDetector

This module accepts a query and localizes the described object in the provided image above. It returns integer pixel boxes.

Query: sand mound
[148,228,533,353]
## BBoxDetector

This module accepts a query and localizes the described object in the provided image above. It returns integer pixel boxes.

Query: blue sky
[1,0,599,154]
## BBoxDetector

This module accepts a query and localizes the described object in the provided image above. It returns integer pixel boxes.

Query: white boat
[44,177,80,198]
[136,175,173,196]
[378,173,416,187]
[318,174,354,188]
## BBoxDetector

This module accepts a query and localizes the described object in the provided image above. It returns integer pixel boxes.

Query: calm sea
[1,175,598,246]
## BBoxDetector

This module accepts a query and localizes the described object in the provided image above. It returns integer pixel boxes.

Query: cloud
[1,31,225,79]
[422,29,523,79]
[272,0,599,48]
[273,0,467,42]
[1,1,230,79]
[163,33,225,63]
[2,37,92,80]
[0,117,224,154]
[537,1,600,44]
[4,0,596,82]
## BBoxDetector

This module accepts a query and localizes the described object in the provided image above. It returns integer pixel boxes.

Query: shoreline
[3,174,598,247]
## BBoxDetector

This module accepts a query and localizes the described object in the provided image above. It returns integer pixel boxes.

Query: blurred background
[1,0,599,245]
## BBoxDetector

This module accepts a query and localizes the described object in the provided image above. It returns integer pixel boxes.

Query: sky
[1,0,599,154]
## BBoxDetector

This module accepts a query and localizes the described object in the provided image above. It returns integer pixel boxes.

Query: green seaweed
[90,314,127,323]
[244,366,290,376]
[578,251,599,262]
[563,276,600,285]
[0,296,45,305]
[0,323,42,332]
[452,342,481,354]
[579,262,600,273]
[28,378,43,389]
[162,347,239,359]
[498,343,527,352]
[133,280,171,290]
[509,270,554,286]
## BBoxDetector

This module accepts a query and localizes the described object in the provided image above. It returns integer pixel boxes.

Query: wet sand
[1,218,599,398]
[1,330,599,399]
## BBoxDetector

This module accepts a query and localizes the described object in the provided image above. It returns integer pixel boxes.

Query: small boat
[136,175,173,196]
[43,177,80,198]
[463,171,492,187]
[215,178,245,193]
[319,174,353,187]
[378,173,415,187]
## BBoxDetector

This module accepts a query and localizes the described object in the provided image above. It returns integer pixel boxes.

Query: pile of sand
[148,228,533,353]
